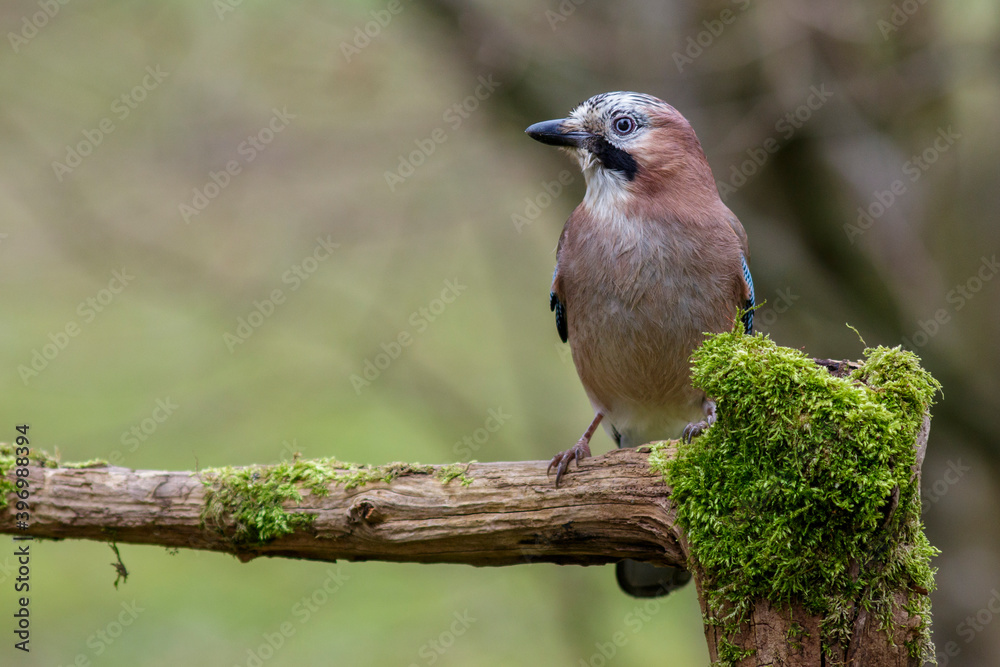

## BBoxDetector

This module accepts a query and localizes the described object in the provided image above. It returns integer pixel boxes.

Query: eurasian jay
[526,92,754,597]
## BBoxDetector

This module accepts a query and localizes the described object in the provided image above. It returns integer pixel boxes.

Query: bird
[525,92,754,598]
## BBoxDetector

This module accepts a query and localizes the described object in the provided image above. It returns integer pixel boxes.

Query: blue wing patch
[741,253,754,334]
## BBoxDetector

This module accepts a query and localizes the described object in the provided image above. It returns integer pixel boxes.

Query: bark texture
[696,589,923,667]
[0,447,685,567]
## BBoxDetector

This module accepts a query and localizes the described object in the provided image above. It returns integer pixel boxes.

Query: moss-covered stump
[652,331,941,667]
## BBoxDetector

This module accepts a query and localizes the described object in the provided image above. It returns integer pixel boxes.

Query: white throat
[577,151,631,223]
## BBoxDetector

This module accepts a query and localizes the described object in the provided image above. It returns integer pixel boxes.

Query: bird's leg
[548,412,603,487]
[682,398,717,443]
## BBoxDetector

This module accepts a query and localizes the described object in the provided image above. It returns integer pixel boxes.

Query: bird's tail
[612,424,693,598]
[616,561,691,598]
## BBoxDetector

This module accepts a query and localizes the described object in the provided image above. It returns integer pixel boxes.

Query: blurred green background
[2,0,999,665]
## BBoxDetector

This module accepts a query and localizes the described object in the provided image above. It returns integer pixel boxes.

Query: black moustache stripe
[588,136,639,181]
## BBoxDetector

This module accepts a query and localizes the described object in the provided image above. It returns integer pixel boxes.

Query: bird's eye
[612,116,637,135]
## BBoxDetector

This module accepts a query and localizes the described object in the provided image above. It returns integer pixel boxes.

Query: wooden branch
[0,447,685,568]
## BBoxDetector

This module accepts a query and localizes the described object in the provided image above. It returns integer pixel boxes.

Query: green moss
[109,542,129,589]
[435,462,475,486]
[717,637,755,665]
[62,459,109,469]
[0,443,59,508]
[786,621,809,651]
[0,442,59,469]
[200,459,333,545]
[651,330,941,666]
[200,458,473,546]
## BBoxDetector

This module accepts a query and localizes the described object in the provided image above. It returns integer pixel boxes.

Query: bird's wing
[725,212,749,259]
[550,287,568,343]
[550,225,569,344]
[724,211,754,334]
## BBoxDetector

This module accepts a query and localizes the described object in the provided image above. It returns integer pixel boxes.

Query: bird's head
[525,92,718,212]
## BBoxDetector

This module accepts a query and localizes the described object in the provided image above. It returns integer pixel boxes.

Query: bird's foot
[683,399,717,444]
[547,439,592,488]
[548,412,603,487]
[682,420,709,443]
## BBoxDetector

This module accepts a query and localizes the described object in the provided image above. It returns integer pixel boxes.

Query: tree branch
[0,447,685,568]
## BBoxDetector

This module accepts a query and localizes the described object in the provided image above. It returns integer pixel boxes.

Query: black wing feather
[550,291,568,343]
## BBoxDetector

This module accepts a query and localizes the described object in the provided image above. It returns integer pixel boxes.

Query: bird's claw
[682,420,709,443]
[547,439,592,487]
[683,399,717,443]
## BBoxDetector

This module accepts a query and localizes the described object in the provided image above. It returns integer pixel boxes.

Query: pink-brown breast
[554,203,746,442]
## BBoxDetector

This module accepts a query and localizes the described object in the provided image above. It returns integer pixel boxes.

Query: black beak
[525,119,591,148]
